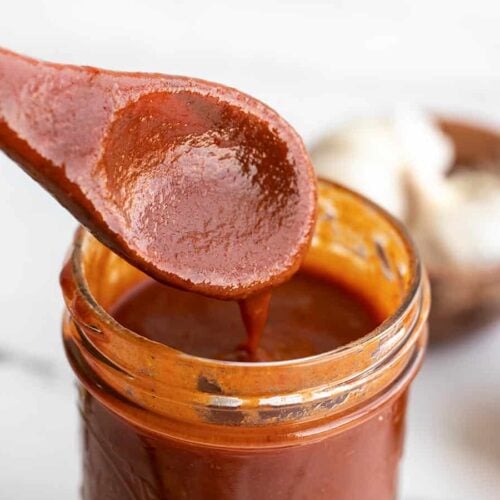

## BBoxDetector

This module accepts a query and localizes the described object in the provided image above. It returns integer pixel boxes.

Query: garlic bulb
[311,109,500,269]
[312,119,406,219]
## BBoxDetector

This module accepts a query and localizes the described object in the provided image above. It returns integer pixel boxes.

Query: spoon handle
[0,48,109,231]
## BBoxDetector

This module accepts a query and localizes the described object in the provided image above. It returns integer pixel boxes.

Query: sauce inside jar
[110,268,382,362]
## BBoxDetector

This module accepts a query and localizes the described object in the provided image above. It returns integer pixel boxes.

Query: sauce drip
[238,291,272,359]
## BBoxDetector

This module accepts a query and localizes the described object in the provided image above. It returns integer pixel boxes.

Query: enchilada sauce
[0,49,410,500]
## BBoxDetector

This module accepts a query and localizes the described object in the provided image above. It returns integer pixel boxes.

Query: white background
[1,1,500,499]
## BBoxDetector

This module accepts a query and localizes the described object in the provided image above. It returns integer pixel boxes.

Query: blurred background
[1,1,500,499]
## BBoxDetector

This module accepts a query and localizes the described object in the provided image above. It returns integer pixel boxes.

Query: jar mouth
[69,178,421,369]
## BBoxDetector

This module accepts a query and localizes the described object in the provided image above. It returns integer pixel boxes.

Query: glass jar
[61,179,429,500]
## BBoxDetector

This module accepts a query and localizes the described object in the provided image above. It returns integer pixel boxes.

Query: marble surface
[1,1,500,499]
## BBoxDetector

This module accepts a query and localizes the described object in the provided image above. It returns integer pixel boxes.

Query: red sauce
[80,388,407,500]
[1,49,423,500]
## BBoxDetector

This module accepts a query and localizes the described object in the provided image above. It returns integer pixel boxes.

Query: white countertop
[1,1,500,499]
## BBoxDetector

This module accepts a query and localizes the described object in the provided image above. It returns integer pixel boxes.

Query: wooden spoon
[0,48,316,300]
